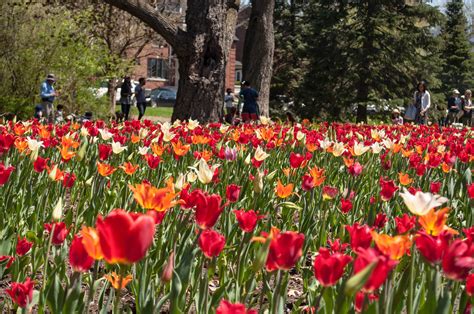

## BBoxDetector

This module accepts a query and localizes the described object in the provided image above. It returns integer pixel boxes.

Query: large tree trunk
[242,0,274,117]
[102,0,240,123]
[171,1,238,122]
[108,78,118,116]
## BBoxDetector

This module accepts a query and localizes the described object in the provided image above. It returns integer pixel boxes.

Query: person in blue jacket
[40,74,57,123]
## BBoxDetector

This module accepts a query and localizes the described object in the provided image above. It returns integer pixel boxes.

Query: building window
[147,58,168,79]
[235,70,242,82]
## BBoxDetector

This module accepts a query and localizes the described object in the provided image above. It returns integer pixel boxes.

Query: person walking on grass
[40,74,57,123]
[120,76,132,121]
[239,81,259,122]
[461,89,473,127]
[135,77,147,120]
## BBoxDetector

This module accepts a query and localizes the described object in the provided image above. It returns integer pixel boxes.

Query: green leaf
[344,262,377,296]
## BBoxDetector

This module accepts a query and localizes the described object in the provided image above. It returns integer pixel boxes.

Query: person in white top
[462,89,473,126]
[413,81,430,125]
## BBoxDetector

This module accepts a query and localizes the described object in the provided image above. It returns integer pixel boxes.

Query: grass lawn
[129,106,173,118]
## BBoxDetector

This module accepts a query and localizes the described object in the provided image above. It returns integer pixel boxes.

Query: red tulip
[379,177,398,201]
[96,209,155,264]
[328,238,349,253]
[266,230,305,271]
[395,214,416,234]
[0,162,14,186]
[289,152,305,168]
[346,223,373,251]
[442,239,474,281]
[195,193,223,229]
[98,144,112,161]
[468,184,474,199]
[16,236,33,256]
[415,230,452,265]
[44,222,69,246]
[233,209,265,233]
[33,156,48,173]
[430,181,441,194]
[226,184,241,203]
[216,299,257,314]
[348,162,363,177]
[353,247,398,292]
[464,227,474,242]
[313,247,352,287]
[322,185,338,200]
[6,277,34,308]
[198,229,225,258]
[145,154,161,169]
[69,235,94,272]
[0,255,15,268]
[146,210,166,225]
[301,174,315,191]
[62,172,76,188]
[372,213,387,229]
[340,198,353,213]
[467,273,474,296]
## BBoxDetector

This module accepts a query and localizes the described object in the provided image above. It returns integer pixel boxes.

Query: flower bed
[0,119,473,313]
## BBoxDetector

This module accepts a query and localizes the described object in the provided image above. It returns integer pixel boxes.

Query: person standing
[414,81,430,125]
[461,89,473,126]
[239,81,259,122]
[224,88,235,115]
[135,77,147,120]
[447,89,462,125]
[120,76,132,120]
[40,74,57,123]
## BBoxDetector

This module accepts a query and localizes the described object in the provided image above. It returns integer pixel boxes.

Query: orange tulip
[97,162,116,177]
[14,138,28,153]
[171,141,190,157]
[59,146,76,161]
[305,142,317,153]
[401,148,413,158]
[151,143,167,156]
[441,162,452,173]
[47,165,64,181]
[309,166,326,187]
[81,226,103,260]
[275,180,294,199]
[343,157,354,167]
[418,207,457,236]
[131,133,140,144]
[191,135,210,145]
[398,173,413,186]
[13,124,27,136]
[129,179,179,212]
[259,127,275,142]
[38,126,50,139]
[282,168,291,177]
[119,162,139,175]
[371,232,411,260]
[104,272,133,290]
[61,137,80,149]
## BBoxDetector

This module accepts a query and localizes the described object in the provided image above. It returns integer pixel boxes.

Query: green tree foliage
[440,0,474,93]
[0,1,109,119]
[295,1,443,122]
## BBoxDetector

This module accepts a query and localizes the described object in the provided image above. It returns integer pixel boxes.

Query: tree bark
[108,78,118,116]
[103,0,240,123]
[242,0,274,117]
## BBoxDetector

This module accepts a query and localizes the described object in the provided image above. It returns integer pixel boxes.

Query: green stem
[408,247,416,314]
[38,224,55,313]
[85,261,99,313]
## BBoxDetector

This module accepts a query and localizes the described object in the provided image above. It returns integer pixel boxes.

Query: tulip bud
[52,198,63,221]
[77,140,88,161]
[244,153,251,165]
[253,170,263,194]
[161,251,175,282]
[253,236,271,272]
[48,165,58,181]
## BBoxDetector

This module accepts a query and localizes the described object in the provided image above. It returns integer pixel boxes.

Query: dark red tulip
[289,152,305,168]
[430,181,441,194]
[69,235,94,272]
[16,236,33,256]
[313,247,352,287]
[467,273,474,296]
[226,184,241,203]
[266,230,305,271]
[146,210,166,225]
[195,193,223,229]
[301,174,315,191]
[62,172,76,188]
[33,156,48,173]
[233,209,265,233]
[379,177,398,201]
[0,163,14,186]
[6,277,34,308]
[44,222,69,246]
[372,213,387,229]
[346,223,373,251]
[415,230,452,265]
[98,144,112,161]
[198,229,225,258]
[353,247,398,292]
[464,227,474,242]
[0,255,15,268]
[395,214,416,234]
[145,154,160,169]
[442,239,474,281]
[340,198,353,214]
[328,238,349,253]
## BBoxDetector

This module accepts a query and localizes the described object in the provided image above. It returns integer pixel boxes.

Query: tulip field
[0,118,473,313]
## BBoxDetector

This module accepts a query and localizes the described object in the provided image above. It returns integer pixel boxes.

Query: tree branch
[102,0,182,49]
